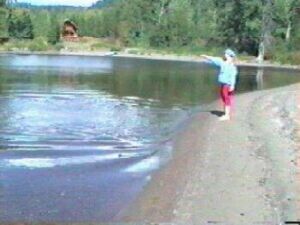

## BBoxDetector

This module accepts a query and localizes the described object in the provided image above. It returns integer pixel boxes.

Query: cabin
[61,19,79,41]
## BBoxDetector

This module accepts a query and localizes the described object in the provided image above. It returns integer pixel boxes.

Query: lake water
[0,54,299,222]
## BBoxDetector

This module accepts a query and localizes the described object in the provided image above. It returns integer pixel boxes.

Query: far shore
[1,50,300,71]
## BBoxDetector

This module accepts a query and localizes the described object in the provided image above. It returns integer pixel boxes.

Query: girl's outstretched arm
[200,54,213,61]
[200,55,223,67]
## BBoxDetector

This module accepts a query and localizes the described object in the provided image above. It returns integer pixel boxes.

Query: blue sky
[18,0,98,7]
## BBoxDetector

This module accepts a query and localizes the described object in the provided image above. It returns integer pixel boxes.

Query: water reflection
[0,54,113,73]
[256,68,264,90]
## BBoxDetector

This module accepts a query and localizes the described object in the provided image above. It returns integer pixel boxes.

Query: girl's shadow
[210,110,225,117]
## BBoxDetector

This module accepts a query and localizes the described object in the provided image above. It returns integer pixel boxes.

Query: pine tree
[21,11,34,38]
[0,7,8,39]
[0,0,16,8]
[47,15,60,44]
[8,9,34,39]
[0,0,10,40]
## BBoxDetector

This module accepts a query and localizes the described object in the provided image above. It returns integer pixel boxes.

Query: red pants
[220,84,233,107]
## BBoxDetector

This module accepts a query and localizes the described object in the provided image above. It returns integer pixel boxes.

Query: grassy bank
[0,37,299,66]
[0,37,122,53]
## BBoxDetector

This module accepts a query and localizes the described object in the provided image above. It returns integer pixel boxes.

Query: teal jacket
[208,57,238,87]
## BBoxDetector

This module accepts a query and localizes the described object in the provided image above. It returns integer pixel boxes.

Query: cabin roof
[63,19,78,31]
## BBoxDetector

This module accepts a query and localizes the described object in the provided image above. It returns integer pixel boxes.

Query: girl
[201,49,238,121]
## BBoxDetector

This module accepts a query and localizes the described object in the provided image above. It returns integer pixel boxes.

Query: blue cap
[225,49,236,58]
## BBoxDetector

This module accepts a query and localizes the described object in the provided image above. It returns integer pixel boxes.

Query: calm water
[0,54,299,222]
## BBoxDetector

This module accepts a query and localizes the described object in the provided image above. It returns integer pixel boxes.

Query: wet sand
[117,83,300,224]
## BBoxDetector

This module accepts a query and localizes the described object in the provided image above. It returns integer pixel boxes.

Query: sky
[17,0,99,7]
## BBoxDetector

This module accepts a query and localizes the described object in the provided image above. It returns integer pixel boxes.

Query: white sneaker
[219,115,230,121]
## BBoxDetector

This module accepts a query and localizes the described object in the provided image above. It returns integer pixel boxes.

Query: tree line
[0,0,299,58]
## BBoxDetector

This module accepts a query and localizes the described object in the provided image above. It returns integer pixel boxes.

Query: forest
[0,0,299,64]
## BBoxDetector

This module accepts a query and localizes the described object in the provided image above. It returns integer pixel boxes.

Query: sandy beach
[117,83,300,225]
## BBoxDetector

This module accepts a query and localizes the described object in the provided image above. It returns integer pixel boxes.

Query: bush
[91,42,107,50]
[127,48,139,54]
[2,39,29,51]
[90,41,113,50]
[110,46,122,52]
[272,50,300,65]
[28,37,48,51]
[289,52,300,65]
[54,42,64,51]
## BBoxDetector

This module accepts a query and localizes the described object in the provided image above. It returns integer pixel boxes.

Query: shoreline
[0,50,300,71]
[117,83,300,224]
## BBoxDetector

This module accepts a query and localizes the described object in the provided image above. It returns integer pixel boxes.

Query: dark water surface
[0,54,299,222]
